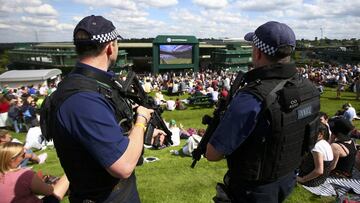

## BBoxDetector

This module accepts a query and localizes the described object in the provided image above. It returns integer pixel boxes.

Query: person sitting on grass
[0,142,69,203]
[342,103,359,123]
[25,124,50,151]
[166,99,176,111]
[0,129,47,167]
[319,112,332,142]
[148,130,166,150]
[297,123,334,187]
[171,128,205,156]
[146,119,168,150]
[329,117,357,178]
[154,91,166,106]
[175,98,187,110]
[168,119,180,146]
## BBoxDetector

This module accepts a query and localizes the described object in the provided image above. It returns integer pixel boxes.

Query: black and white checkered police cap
[73,15,122,45]
[244,21,296,56]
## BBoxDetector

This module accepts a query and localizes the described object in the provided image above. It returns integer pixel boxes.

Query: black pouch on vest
[213,183,232,203]
[279,85,301,112]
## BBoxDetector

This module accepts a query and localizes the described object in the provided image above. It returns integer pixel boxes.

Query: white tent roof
[0,69,62,82]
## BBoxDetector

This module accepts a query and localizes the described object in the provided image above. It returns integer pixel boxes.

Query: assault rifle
[116,70,173,146]
[191,71,245,168]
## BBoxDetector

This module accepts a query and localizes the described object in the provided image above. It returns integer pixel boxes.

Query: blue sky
[0,0,359,43]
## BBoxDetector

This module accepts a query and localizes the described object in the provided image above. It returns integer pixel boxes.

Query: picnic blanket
[302,169,360,196]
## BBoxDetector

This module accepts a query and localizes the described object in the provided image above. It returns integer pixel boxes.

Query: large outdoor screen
[159,45,193,64]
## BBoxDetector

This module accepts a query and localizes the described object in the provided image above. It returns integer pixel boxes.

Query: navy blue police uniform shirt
[57,62,129,168]
[209,92,265,156]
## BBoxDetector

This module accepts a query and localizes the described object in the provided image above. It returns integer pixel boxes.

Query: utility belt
[70,173,139,203]
[213,173,232,203]
[213,171,293,203]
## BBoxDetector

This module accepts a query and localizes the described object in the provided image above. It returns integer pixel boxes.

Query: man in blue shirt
[206,21,319,203]
[342,103,358,122]
[51,15,164,203]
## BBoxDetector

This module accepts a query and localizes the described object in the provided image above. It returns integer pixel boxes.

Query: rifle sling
[229,71,245,98]
[71,67,117,89]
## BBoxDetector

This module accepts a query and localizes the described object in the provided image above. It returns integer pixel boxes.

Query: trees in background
[0,51,9,74]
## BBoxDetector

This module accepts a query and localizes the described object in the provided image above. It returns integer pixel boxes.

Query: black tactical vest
[49,68,134,202]
[227,63,320,182]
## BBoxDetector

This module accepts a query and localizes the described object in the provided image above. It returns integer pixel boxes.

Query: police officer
[50,15,163,202]
[206,21,320,202]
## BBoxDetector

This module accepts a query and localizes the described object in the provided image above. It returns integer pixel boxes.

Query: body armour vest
[49,69,134,201]
[227,63,320,182]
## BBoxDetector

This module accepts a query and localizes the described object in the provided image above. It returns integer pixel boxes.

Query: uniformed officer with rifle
[205,21,320,202]
[43,15,167,203]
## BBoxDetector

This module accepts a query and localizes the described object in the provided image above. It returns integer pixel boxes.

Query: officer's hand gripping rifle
[116,71,173,146]
[191,71,245,168]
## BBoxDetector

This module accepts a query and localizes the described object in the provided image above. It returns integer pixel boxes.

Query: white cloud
[0,3,23,13]
[0,23,11,29]
[138,0,178,8]
[193,0,228,9]
[56,23,74,31]
[235,0,301,11]
[340,1,360,17]
[23,4,58,16]
[112,9,149,19]
[267,15,360,40]
[14,0,42,6]
[167,8,252,38]
[1,0,57,15]
[21,16,58,27]
[109,9,151,25]
[0,0,360,42]
[303,0,360,18]
[200,10,245,24]
[74,0,137,10]
[170,9,204,23]
[73,16,84,23]
[235,0,360,20]
[107,9,166,38]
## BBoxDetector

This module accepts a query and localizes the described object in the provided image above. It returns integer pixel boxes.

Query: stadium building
[7,35,252,74]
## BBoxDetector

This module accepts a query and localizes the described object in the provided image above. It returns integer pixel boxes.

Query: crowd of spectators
[135,63,360,109]
[135,69,237,107]
[298,64,360,99]
[0,83,57,133]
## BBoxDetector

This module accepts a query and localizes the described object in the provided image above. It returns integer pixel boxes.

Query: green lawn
[12,87,359,203]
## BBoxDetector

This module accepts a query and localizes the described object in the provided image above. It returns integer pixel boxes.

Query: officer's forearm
[124,125,145,169]
[206,143,224,161]
[107,118,145,179]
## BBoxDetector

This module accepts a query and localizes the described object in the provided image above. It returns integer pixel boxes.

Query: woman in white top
[297,122,334,187]
[169,119,180,146]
